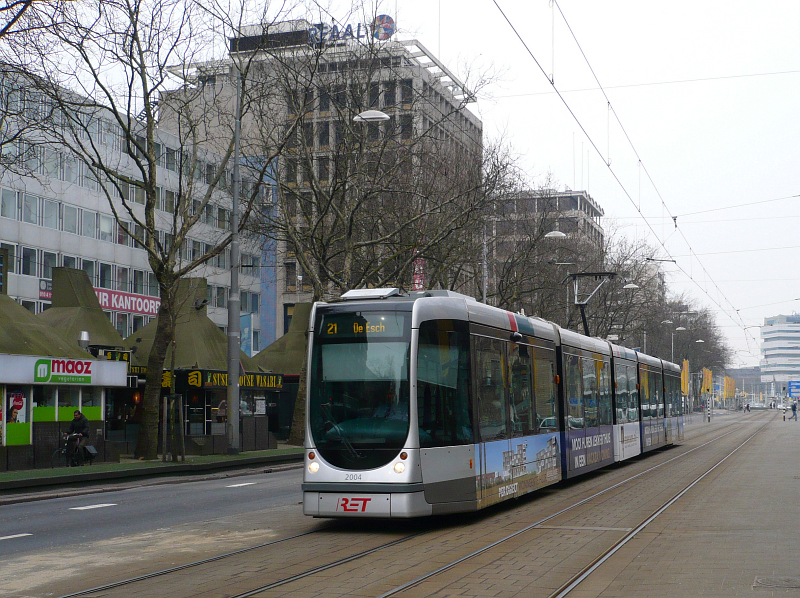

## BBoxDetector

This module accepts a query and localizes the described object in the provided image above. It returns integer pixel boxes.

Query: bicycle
[51,433,96,468]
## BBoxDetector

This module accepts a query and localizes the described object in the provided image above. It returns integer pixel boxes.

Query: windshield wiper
[320,403,362,460]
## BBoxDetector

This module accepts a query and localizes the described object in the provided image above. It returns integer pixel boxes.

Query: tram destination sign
[320,312,405,339]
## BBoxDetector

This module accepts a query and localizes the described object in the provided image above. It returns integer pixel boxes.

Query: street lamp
[545,230,567,239]
[353,110,390,122]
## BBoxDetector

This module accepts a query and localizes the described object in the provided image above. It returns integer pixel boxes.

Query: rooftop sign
[308,15,395,44]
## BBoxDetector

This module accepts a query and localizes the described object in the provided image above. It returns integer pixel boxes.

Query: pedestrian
[791,402,798,421]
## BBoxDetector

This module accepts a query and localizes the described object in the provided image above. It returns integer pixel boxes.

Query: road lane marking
[0,533,32,541]
[69,503,117,510]
[226,482,257,488]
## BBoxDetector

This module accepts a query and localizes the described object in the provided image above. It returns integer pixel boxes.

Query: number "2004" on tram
[303,288,684,518]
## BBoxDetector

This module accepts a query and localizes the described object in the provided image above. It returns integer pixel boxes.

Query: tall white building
[0,106,264,350]
[760,314,800,385]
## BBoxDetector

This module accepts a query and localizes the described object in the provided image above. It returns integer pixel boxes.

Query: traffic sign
[788,381,800,398]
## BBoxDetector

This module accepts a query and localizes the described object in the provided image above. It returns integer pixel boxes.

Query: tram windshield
[309,308,411,469]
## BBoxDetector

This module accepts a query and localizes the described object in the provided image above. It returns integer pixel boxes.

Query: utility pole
[227,62,242,454]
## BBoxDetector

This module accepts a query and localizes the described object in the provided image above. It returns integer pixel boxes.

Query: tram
[302,288,684,518]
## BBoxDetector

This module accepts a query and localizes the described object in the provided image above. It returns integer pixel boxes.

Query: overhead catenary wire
[491,0,760,352]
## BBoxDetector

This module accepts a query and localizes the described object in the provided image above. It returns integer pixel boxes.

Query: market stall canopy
[0,294,91,358]
[121,278,258,371]
[38,268,124,348]
[251,303,311,375]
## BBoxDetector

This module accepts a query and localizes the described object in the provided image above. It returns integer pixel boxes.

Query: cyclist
[67,410,90,465]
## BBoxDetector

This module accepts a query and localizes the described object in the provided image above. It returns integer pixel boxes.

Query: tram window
[650,372,663,417]
[509,343,534,437]
[616,367,628,423]
[582,357,597,428]
[534,352,557,432]
[627,366,638,422]
[417,320,473,447]
[639,366,651,419]
[565,354,583,430]
[598,360,612,426]
[473,336,506,441]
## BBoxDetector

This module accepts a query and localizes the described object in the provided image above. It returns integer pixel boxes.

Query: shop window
[57,387,80,422]
[5,387,31,445]
[32,386,56,423]
[82,388,102,422]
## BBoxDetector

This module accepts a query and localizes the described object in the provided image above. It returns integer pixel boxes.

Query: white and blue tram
[302,289,684,518]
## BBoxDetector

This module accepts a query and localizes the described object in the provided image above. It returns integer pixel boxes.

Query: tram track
[55,414,770,598]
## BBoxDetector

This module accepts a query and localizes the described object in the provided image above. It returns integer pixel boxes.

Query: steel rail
[373,420,757,598]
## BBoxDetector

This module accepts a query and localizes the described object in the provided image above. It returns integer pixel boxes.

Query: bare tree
[3,0,289,458]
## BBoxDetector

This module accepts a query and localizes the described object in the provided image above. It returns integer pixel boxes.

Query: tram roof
[558,328,612,355]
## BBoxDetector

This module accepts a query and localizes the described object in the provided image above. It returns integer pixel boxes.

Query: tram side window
[473,336,506,441]
[666,375,679,416]
[509,343,534,437]
[598,360,612,426]
[582,357,597,428]
[534,351,558,432]
[417,320,473,447]
[639,366,651,419]
[650,372,663,417]
[615,367,629,423]
[565,354,583,430]
[627,366,639,422]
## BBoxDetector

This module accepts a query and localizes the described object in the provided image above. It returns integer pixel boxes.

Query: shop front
[179,369,282,453]
[0,354,128,470]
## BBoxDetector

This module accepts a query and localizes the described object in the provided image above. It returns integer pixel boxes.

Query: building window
[0,188,15,219]
[133,270,145,294]
[63,204,78,234]
[21,246,36,276]
[115,312,129,338]
[82,260,95,285]
[63,255,77,269]
[99,214,114,242]
[99,262,112,289]
[82,211,97,238]
[116,266,129,292]
[216,285,227,308]
[22,194,38,225]
[0,243,15,273]
[42,199,59,230]
[285,262,296,291]
[42,251,57,279]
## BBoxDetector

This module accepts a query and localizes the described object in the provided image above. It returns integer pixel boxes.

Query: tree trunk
[287,333,308,446]
[134,289,175,459]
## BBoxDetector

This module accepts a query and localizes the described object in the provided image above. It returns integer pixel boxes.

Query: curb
[0,452,304,501]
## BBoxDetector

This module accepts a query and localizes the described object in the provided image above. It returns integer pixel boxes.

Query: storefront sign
[308,15,395,44]
[39,279,52,300]
[0,354,128,386]
[203,371,283,389]
[94,288,161,316]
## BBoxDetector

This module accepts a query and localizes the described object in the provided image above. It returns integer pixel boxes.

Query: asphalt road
[0,467,304,556]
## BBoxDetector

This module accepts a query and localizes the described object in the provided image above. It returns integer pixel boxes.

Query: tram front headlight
[308,461,320,473]
[393,461,406,474]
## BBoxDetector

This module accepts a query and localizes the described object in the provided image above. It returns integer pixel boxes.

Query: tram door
[473,336,511,507]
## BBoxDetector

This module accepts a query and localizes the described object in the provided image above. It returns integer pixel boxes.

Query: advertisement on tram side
[477,433,562,508]
[565,425,614,477]
[614,423,641,461]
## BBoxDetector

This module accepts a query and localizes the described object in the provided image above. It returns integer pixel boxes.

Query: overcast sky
[361,0,799,368]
